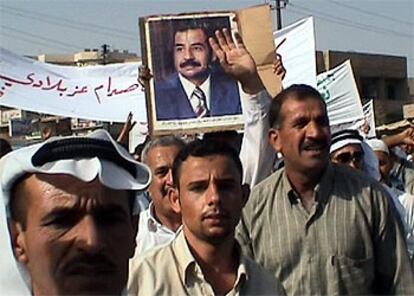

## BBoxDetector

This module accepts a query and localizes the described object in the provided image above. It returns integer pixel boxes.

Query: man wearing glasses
[329,129,380,179]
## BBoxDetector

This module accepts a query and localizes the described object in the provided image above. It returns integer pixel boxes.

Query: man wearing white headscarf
[368,138,414,261]
[0,129,151,295]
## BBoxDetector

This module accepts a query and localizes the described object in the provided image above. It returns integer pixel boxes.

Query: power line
[2,25,81,50]
[2,5,137,41]
[328,0,414,26]
[1,31,77,52]
[287,2,414,39]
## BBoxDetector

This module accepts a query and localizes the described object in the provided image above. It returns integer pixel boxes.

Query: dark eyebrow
[175,42,206,47]
[41,203,129,224]
[40,207,78,224]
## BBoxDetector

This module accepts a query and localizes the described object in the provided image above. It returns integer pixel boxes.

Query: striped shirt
[236,163,414,295]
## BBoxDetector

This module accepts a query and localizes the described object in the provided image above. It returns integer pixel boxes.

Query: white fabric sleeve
[239,89,275,188]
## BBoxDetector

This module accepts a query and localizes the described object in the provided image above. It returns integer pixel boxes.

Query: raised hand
[117,112,136,147]
[209,28,264,94]
[137,65,153,90]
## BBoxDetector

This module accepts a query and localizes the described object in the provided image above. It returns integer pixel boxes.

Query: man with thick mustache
[236,84,414,295]
[0,130,151,295]
[154,21,241,120]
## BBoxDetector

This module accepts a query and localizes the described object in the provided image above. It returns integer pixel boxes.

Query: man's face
[174,28,210,84]
[330,144,364,170]
[177,155,247,244]
[270,97,331,174]
[146,145,180,218]
[11,174,136,295]
[374,151,393,183]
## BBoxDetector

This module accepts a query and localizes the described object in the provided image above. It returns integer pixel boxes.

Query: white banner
[274,17,317,88]
[0,48,147,123]
[317,60,364,126]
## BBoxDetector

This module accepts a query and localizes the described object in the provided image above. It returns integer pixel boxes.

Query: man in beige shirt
[128,137,285,295]
[237,85,414,295]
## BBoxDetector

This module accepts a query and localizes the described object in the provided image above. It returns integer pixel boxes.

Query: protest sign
[0,47,147,123]
[317,60,364,126]
[274,17,317,88]
[139,4,276,136]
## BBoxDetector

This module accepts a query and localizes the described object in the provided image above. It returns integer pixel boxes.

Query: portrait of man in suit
[153,20,242,121]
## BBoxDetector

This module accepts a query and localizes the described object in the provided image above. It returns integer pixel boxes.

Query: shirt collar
[282,163,334,206]
[178,74,211,109]
[145,202,175,234]
[172,229,248,289]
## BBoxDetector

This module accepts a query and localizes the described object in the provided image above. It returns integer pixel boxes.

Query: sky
[1,0,413,76]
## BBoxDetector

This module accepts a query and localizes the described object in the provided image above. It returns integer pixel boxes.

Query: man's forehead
[21,174,129,205]
[281,97,326,120]
[180,155,240,180]
[147,145,180,166]
[174,28,207,42]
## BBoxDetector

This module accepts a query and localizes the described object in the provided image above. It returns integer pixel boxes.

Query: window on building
[387,84,396,100]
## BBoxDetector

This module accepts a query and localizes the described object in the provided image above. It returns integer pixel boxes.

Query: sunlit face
[174,28,211,85]
[11,174,136,295]
[374,151,393,183]
[330,144,364,170]
[176,155,247,244]
[269,97,331,175]
[146,145,181,219]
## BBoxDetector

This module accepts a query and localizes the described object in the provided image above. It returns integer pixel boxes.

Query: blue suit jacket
[154,72,241,121]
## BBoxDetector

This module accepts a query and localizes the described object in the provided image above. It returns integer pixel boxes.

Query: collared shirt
[132,202,176,258]
[237,163,414,295]
[128,229,286,296]
[178,73,211,110]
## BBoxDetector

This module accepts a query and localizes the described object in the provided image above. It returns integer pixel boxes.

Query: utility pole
[276,0,282,30]
[101,44,110,65]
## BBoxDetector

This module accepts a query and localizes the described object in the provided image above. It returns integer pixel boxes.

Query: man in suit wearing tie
[154,21,242,121]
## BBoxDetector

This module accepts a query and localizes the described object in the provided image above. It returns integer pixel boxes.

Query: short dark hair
[172,139,243,189]
[173,20,211,40]
[269,84,327,128]
[9,174,31,230]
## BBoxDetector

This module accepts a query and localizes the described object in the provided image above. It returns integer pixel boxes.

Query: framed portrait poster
[140,11,244,136]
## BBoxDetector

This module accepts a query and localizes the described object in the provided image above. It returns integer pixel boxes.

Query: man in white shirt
[132,136,186,257]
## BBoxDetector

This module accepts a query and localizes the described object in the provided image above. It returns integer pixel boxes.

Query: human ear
[241,184,250,208]
[9,221,28,265]
[168,187,181,215]
[268,128,282,153]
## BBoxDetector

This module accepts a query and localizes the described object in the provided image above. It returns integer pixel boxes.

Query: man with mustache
[154,20,241,120]
[0,130,151,295]
[128,140,285,295]
[237,84,414,295]
[131,136,185,257]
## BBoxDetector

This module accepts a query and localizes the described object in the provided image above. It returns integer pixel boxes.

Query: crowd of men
[1,26,414,296]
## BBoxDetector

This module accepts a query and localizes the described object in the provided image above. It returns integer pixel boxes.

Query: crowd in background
[0,27,414,296]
